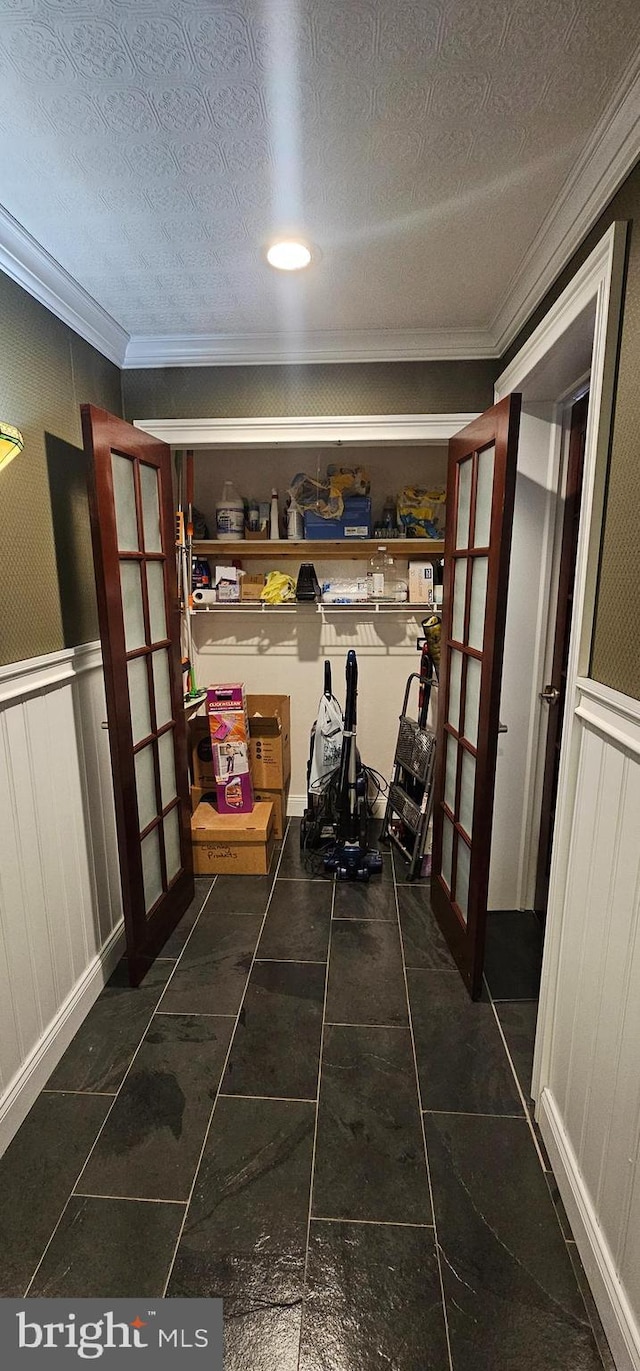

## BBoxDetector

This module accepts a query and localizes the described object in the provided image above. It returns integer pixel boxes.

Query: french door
[82,406,194,986]
[432,395,521,999]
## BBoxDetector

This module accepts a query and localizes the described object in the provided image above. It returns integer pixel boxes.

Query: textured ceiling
[0,0,638,344]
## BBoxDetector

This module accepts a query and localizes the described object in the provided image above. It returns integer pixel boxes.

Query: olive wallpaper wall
[0,270,122,668]
[121,358,497,421]
[504,158,640,701]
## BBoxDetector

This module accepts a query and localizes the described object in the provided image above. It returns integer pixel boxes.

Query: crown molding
[491,49,640,357]
[123,327,497,368]
[134,413,479,447]
[0,203,128,367]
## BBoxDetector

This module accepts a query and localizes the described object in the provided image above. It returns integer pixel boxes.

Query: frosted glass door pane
[463,655,481,747]
[135,744,158,832]
[111,452,138,551]
[127,656,151,744]
[456,838,471,924]
[459,748,476,836]
[147,561,168,644]
[456,458,472,550]
[140,463,162,553]
[164,806,181,884]
[451,559,467,643]
[444,735,457,813]
[468,557,488,651]
[474,444,495,548]
[120,561,145,651]
[152,649,173,727]
[448,650,463,731]
[141,827,163,914]
[158,729,177,808]
[442,815,454,893]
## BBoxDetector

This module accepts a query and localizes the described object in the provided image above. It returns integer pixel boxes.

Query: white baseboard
[538,1087,640,1371]
[0,921,125,1159]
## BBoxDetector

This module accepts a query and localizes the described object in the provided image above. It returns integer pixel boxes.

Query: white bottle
[270,489,280,540]
[216,481,245,541]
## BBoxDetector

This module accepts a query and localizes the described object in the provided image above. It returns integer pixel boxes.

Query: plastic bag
[289,465,370,521]
[309,692,344,789]
[397,487,446,538]
[260,571,296,603]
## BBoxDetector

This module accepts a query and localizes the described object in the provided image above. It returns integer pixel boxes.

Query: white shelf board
[191,601,433,614]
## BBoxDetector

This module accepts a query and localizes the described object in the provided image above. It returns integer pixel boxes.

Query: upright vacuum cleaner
[324,651,383,881]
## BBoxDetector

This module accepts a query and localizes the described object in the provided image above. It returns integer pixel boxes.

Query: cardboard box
[191,717,216,789]
[241,574,266,601]
[191,800,275,875]
[409,560,435,606]
[247,694,291,790]
[253,781,290,840]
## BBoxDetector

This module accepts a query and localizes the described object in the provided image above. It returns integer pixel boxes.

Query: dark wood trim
[534,392,589,917]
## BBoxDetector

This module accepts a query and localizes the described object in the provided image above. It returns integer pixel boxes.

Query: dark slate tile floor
[0,819,613,1369]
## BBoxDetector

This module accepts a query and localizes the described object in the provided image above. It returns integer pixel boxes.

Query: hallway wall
[0,644,123,1157]
[0,268,122,669]
[122,357,497,421]
[537,678,640,1371]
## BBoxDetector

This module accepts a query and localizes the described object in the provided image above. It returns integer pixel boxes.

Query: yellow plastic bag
[260,571,297,604]
[397,487,446,538]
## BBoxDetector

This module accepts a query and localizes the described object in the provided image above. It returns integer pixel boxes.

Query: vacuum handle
[324,661,332,697]
[343,650,358,732]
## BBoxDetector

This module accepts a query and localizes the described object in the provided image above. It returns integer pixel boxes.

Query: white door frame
[494,221,626,1096]
[133,413,478,448]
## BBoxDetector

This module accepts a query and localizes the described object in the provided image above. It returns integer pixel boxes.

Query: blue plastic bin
[304,496,372,540]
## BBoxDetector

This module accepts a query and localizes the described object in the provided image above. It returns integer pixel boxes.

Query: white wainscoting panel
[0,644,123,1157]
[536,678,640,1371]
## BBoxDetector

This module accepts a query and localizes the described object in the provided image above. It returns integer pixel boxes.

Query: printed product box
[408,561,435,606]
[216,772,254,815]
[191,800,275,875]
[207,683,254,813]
[246,695,291,790]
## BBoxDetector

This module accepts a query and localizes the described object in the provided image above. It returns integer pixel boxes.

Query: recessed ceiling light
[266,240,312,271]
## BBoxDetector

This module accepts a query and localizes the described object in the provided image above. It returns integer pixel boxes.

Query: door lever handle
[498,721,508,734]
[539,685,560,704]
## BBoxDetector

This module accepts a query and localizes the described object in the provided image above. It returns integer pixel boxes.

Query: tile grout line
[296,873,335,1371]
[324,1020,409,1029]
[73,1192,186,1206]
[485,979,548,1170]
[219,1093,317,1104]
[41,1089,117,1097]
[312,1215,436,1230]
[159,820,291,1297]
[392,856,455,1371]
[154,1011,237,1018]
[255,958,328,966]
[22,873,219,1296]
[423,1108,531,1119]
